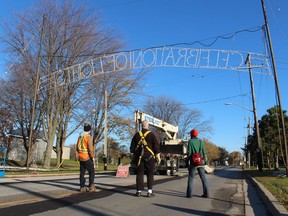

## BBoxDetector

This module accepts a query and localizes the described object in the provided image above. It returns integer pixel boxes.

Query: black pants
[136,157,155,191]
[79,159,95,188]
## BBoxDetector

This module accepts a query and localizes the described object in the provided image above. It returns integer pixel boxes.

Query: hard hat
[190,129,198,137]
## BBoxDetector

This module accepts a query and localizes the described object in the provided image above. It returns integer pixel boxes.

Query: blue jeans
[79,159,95,188]
[186,165,209,197]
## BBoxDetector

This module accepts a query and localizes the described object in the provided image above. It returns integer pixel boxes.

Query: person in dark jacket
[130,120,160,197]
[186,129,209,198]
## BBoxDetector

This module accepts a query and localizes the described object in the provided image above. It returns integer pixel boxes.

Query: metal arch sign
[38,47,270,91]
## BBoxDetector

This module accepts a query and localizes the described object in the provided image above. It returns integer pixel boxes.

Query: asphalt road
[0,166,273,216]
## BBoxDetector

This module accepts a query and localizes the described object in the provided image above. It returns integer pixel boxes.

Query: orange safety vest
[77,135,90,160]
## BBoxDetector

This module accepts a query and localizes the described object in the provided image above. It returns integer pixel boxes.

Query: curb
[248,176,288,216]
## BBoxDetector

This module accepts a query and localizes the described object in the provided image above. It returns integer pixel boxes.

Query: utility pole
[247,117,251,168]
[261,0,288,174]
[103,90,108,171]
[246,54,263,171]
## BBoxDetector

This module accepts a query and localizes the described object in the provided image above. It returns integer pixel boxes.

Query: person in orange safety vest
[77,123,95,192]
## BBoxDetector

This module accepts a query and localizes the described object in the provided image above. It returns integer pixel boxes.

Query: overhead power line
[183,93,248,106]
[40,26,264,58]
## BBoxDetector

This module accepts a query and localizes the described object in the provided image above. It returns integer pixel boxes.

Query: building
[4,133,71,162]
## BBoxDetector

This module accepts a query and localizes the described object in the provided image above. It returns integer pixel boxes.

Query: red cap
[190,129,198,137]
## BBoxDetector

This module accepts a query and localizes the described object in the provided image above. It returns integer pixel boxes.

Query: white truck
[133,110,188,175]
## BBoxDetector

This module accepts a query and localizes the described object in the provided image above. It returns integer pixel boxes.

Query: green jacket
[187,137,207,166]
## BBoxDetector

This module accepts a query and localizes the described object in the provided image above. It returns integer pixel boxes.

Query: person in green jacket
[186,129,209,198]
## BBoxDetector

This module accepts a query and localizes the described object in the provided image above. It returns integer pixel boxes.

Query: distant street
[0,166,272,216]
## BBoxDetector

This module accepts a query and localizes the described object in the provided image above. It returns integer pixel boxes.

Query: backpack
[191,140,204,166]
[191,153,203,166]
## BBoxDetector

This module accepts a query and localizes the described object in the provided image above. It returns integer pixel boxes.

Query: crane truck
[133,110,188,175]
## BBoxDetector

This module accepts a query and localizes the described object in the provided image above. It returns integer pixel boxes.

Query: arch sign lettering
[39,47,270,91]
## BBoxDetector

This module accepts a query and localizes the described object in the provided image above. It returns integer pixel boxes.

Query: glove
[155,153,161,165]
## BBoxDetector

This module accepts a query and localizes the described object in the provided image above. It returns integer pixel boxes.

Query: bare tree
[1,0,143,168]
[0,92,14,156]
[143,95,212,140]
[76,68,145,157]
[0,64,42,166]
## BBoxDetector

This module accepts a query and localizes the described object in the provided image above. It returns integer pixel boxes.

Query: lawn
[4,159,122,175]
[244,168,288,211]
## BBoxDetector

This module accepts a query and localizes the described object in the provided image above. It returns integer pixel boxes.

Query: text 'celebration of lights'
[39,47,270,91]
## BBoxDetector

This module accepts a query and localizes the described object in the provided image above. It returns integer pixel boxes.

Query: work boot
[80,187,86,192]
[89,184,96,192]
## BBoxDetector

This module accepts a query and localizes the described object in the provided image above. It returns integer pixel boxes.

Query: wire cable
[183,93,248,106]
[40,25,265,58]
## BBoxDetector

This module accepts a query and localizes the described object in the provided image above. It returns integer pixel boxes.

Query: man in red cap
[186,129,209,198]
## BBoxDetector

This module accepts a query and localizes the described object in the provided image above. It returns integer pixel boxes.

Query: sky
[1,0,288,154]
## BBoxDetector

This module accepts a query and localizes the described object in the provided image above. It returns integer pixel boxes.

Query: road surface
[0,166,272,216]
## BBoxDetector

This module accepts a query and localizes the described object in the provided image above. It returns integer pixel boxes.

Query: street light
[225,102,263,171]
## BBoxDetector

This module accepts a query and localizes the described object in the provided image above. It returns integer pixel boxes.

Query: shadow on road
[213,166,244,179]
[154,203,228,216]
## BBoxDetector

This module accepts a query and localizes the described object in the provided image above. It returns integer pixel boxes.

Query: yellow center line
[0,191,80,207]
[0,197,44,207]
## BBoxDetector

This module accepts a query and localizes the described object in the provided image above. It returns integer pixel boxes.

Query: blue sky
[1,0,288,154]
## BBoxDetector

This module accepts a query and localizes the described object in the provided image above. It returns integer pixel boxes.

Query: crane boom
[134,110,178,140]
